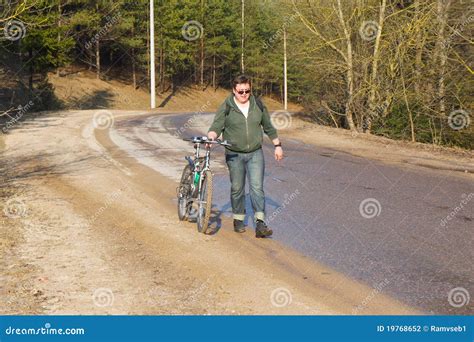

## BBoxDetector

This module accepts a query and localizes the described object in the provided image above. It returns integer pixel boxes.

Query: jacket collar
[226,93,255,112]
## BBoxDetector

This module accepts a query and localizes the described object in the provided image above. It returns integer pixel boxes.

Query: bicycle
[177,136,231,234]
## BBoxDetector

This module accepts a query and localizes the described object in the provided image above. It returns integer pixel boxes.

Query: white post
[283,27,288,111]
[150,0,156,109]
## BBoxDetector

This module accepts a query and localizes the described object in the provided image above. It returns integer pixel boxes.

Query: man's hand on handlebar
[206,131,218,149]
[207,131,218,141]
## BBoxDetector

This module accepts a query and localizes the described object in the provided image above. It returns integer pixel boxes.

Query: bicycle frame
[185,142,211,201]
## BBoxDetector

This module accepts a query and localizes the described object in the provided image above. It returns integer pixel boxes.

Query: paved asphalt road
[112,112,473,315]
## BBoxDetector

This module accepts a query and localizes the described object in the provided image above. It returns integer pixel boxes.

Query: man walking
[207,75,283,238]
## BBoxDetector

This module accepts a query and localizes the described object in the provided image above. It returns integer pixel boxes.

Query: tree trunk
[280,84,283,105]
[212,54,216,89]
[336,0,356,131]
[399,54,416,142]
[95,3,101,80]
[160,48,165,93]
[366,0,387,133]
[96,39,100,80]
[200,37,204,87]
[56,0,62,76]
[132,50,136,89]
[436,0,451,121]
[29,48,33,91]
[131,24,136,89]
[414,0,423,94]
[146,16,150,80]
[200,0,205,87]
[426,0,452,145]
[345,55,356,131]
[158,32,162,92]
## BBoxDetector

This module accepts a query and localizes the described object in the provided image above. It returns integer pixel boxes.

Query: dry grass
[48,70,302,112]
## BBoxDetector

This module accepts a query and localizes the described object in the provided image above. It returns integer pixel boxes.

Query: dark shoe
[255,220,272,238]
[233,219,246,233]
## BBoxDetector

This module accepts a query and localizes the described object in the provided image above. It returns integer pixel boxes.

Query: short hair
[232,74,251,89]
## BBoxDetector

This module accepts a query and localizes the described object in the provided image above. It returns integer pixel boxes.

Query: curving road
[109,112,474,315]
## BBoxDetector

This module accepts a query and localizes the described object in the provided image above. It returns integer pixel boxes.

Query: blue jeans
[225,148,265,222]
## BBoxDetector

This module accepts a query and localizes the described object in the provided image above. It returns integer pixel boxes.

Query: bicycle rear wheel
[197,170,213,234]
[177,164,193,221]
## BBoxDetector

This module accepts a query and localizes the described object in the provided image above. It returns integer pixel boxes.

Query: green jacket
[208,94,278,153]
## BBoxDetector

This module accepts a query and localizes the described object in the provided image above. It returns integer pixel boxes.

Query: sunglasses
[237,89,251,95]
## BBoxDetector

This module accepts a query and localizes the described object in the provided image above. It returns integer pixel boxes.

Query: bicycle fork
[198,150,211,201]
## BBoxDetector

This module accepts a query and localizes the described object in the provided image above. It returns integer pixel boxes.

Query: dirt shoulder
[0,110,418,315]
[282,117,473,180]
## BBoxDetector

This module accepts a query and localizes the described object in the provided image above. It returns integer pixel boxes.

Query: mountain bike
[177,136,231,234]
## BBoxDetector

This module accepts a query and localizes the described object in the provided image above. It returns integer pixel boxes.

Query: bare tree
[292,0,356,131]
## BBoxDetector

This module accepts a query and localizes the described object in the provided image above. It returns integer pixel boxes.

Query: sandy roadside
[1,110,422,315]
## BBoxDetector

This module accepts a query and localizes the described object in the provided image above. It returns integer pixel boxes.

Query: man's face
[233,83,251,104]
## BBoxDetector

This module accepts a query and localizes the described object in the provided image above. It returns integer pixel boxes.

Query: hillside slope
[48,70,301,112]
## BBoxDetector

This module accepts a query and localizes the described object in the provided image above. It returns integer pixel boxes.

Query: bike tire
[177,164,193,221]
[197,170,213,234]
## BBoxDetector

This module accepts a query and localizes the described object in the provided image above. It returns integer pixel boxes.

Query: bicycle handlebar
[183,136,232,147]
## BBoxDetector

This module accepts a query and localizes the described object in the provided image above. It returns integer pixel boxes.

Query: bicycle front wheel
[197,170,213,234]
[177,164,193,221]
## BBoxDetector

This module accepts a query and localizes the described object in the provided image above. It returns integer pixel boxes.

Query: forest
[0,0,472,148]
